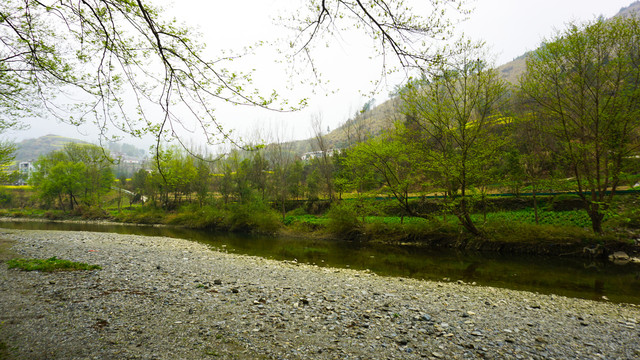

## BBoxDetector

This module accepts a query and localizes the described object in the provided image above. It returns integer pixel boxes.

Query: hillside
[497,1,640,84]
[14,134,91,163]
[289,1,640,155]
[287,97,403,154]
[14,135,148,165]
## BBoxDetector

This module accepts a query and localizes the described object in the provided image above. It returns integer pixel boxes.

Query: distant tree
[0,141,16,184]
[193,159,212,207]
[248,151,269,200]
[131,169,150,203]
[311,115,335,201]
[520,17,640,233]
[63,143,115,206]
[306,168,321,200]
[267,138,295,220]
[286,160,305,201]
[31,143,114,210]
[116,174,128,211]
[345,128,418,218]
[152,146,197,208]
[332,150,355,200]
[230,156,254,203]
[510,96,559,224]
[361,99,376,113]
[216,161,235,205]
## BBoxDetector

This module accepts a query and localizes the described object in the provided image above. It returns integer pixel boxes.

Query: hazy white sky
[9,0,638,150]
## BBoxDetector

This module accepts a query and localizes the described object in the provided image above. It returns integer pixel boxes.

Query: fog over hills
[14,134,147,164]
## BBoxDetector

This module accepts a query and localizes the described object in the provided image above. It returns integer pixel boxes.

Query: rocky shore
[1,229,639,359]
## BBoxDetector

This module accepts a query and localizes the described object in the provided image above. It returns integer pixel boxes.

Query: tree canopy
[0,0,467,147]
[519,16,640,233]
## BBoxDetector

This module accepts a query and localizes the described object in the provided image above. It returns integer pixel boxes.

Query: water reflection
[1,220,639,304]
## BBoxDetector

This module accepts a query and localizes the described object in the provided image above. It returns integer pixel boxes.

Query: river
[1,220,639,304]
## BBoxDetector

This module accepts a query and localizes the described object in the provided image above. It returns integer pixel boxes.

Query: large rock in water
[609,251,631,264]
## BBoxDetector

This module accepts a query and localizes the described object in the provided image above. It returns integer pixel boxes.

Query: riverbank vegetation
[1,17,640,255]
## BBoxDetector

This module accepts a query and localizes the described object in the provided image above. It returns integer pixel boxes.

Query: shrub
[78,206,109,220]
[44,211,64,220]
[286,207,308,216]
[115,205,165,224]
[283,214,325,230]
[0,190,12,207]
[326,202,361,238]
[225,197,281,234]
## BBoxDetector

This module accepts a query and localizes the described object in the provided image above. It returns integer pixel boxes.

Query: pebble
[1,229,639,360]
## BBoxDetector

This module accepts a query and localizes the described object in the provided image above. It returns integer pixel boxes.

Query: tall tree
[400,41,508,235]
[311,114,335,201]
[266,137,295,220]
[519,17,640,233]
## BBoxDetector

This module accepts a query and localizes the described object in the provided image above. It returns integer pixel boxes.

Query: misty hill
[15,135,148,164]
[14,135,91,163]
[289,1,640,155]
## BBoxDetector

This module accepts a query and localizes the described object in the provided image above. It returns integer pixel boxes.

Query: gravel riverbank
[1,229,639,359]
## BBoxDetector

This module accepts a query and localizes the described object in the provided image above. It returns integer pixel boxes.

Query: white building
[16,161,36,185]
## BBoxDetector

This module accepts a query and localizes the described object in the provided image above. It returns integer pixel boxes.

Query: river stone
[1,229,640,360]
[609,251,630,261]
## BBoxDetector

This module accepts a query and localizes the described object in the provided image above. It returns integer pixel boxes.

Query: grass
[468,209,594,228]
[6,256,101,272]
[289,209,594,229]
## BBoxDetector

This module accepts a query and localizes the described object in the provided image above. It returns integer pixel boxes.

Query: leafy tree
[311,115,335,200]
[30,143,114,210]
[519,17,640,233]
[31,143,114,210]
[345,127,418,218]
[266,138,296,220]
[249,151,269,200]
[1,0,465,144]
[33,161,87,210]
[286,160,305,201]
[130,168,150,203]
[400,41,508,235]
[64,143,115,206]
[116,174,128,210]
[306,168,321,200]
[233,156,253,203]
[0,140,16,184]
[193,159,212,207]
[215,161,235,205]
[332,150,355,200]
[152,145,197,208]
[510,98,559,224]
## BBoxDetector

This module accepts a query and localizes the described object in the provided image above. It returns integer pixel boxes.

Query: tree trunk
[532,183,539,225]
[457,197,480,236]
[587,204,605,234]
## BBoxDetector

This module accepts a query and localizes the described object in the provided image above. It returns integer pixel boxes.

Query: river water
[2,220,639,304]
